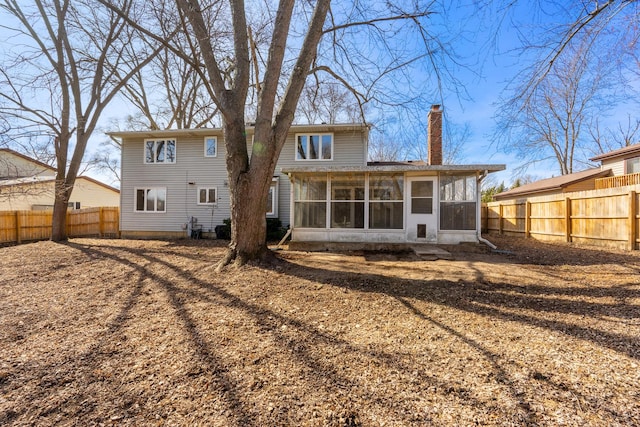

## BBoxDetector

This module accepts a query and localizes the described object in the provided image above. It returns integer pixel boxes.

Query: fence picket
[483,185,640,250]
[0,207,119,244]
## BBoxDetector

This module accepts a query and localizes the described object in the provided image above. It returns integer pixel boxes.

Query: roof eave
[282,164,506,174]
[107,123,369,139]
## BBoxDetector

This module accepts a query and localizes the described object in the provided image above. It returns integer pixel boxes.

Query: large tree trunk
[50,176,71,241]
[217,120,282,269]
[226,173,271,263]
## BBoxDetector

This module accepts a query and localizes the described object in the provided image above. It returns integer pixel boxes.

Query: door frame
[406,176,438,243]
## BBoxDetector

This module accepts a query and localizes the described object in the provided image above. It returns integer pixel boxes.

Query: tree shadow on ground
[60,242,539,424]
[8,239,636,426]
[276,253,640,360]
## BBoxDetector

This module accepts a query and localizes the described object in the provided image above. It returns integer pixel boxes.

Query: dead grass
[0,235,639,426]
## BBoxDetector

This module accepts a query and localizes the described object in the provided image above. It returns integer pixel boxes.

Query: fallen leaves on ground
[0,235,639,426]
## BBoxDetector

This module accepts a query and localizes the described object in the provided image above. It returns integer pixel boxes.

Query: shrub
[215,217,287,242]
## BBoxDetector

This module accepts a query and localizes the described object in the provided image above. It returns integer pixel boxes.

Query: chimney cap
[431,104,441,111]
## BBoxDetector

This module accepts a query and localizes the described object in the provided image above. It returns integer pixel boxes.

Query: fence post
[630,191,637,251]
[524,201,529,237]
[499,204,504,234]
[15,211,22,244]
[99,207,105,238]
[565,197,572,243]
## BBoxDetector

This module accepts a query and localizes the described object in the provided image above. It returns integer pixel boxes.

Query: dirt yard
[0,235,639,426]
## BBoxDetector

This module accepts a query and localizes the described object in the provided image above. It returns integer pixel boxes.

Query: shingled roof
[493,168,612,201]
[590,143,640,162]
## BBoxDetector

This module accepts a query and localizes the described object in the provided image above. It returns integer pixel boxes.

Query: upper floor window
[204,137,217,157]
[145,139,176,164]
[626,156,640,174]
[296,133,333,161]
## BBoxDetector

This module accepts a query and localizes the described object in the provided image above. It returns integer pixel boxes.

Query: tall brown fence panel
[483,186,640,250]
[0,207,119,245]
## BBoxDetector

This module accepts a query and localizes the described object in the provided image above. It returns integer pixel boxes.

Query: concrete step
[412,245,453,260]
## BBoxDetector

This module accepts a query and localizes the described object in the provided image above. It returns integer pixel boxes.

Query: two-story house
[110,105,505,245]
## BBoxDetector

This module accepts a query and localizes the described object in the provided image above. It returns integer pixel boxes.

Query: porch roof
[281,163,505,174]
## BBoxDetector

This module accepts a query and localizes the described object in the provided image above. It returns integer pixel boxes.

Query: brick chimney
[428,104,442,165]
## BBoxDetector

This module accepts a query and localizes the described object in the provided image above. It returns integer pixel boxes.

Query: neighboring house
[0,148,120,211]
[492,168,612,201]
[590,143,640,189]
[494,142,640,201]
[110,105,505,246]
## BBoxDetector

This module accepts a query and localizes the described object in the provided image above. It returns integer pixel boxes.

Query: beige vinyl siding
[0,151,53,178]
[120,131,229,235]
[71,178,120,207]
[601,159,626,176]
[0,178,118,211]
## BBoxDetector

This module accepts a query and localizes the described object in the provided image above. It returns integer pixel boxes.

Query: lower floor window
[135,187,166,212]
[198,187,217,205]
[266,179,279,216]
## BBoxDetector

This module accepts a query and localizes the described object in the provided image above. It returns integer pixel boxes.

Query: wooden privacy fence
[0,207,119,245]
[482,186,640,250]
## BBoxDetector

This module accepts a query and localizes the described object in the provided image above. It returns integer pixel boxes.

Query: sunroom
[282,164,505,245]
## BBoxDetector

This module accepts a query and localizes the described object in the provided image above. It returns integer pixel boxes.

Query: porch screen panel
[369,174,404,229]
[331,174,365,228]
[294,174,327,228]
[440,174,476,230]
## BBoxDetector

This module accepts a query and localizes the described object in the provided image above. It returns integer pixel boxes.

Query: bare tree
[367,130,405,162]
[489,1,640,175]
[495,34,617,175]
[0,0,160,240]
[117,22,221,130]
[101,0,462,266]
[297,79,360,124]
[589,114,640,156]
[171,0,456,266]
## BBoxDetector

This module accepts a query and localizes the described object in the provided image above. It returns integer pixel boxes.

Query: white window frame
[295,133,333,161]
[144,139,176,164]
[134,187,167,213]
[204,137,217,157]
[197,187,218,205]
[626,156,640,174]
[266,178,279,217]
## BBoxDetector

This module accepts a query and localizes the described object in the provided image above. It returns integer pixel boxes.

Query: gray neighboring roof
[282,164,505,174]
[107,123,369,139]
[493,167,611,200]
[590,143,640,161]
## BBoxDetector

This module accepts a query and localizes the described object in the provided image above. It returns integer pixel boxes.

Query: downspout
[476,170,497,250]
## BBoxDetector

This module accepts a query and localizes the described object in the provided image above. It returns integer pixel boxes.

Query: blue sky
[2,1,637,188]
